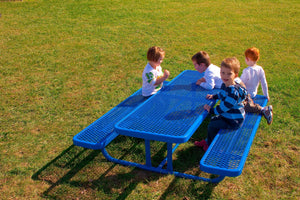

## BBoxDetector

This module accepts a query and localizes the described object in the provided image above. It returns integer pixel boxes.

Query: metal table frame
[104,70,224,182]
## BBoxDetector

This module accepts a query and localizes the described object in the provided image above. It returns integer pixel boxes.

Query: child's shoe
[202,142,209,151]
[262,105,273,125]
[194,140,206,147]
[194,140,209,152]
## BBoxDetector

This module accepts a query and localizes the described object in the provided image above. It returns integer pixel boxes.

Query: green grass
[1,0,299,199]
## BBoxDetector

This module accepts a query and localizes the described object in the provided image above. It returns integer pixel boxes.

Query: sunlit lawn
[0,0,299,199]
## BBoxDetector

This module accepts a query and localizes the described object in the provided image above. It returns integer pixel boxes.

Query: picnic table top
[115,70,220,143]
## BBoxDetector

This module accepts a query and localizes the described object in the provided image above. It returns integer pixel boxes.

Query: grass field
[0,0,299,199]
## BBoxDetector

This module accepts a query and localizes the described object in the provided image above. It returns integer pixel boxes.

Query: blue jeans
[207,115,242,145]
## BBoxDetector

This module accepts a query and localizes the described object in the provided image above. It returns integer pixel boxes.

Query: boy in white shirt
[192,51,223,90]
[240,47,273,124]
[142,46,170,97]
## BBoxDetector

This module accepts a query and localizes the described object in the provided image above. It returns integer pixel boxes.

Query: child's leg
[207,116,233,145]
[244,95,273,125]
[244,95,262,114]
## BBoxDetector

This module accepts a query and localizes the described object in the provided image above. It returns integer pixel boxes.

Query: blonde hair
[147,46,165,62]
[245,47,260,62]
[221,57,240,75]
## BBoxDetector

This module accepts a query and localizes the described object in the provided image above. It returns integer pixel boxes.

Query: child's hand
[206,94,213,99]
[267,96,270,102]
[163,70,170,79]
[204,104,211,112]
[196,77,206,85]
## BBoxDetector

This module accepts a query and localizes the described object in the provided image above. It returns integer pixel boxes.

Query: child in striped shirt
[195,57,247,151]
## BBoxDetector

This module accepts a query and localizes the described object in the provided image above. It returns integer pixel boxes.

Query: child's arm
[204,104,211,112]
[199,71,216,90]
[154,70,170,86]
[204,94,218,112]
[240,69,247,85]
[209,86,244,115]
[260,70,270,101]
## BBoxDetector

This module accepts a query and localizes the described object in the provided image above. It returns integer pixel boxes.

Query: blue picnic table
[73,70,267,183]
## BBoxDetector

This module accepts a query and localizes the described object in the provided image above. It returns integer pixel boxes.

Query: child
[142,46,170,97]
[191,51,223,90]
[240,47,273,125]
[195,57,247,151]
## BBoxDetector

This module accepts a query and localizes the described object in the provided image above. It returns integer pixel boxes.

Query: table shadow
[31,139,165,199]
[31,145,102,197]
[158,145,219,200]
[164,106,205,120]
[32,137,216,199]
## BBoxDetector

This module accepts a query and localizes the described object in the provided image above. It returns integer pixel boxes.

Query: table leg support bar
[101,147,225,183]
[158,143,180,168]
[145,140,152,167]
[167,143,173,171]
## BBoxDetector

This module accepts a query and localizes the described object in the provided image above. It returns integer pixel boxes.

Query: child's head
[221,57,240,76]
[244,47,260,62]
[191,51,211,67]
[147,46,165,62]
[220,57,240,86]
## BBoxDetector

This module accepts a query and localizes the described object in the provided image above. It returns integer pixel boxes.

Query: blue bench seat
[200,95,268,177]
[73,88,149,150]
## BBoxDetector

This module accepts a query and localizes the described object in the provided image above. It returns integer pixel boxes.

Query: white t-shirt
[200,64,223,90]
[142,63,164,97]
[240,65,269,98]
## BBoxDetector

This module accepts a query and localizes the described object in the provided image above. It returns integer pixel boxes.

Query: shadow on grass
[159,178,217,200]
[31,141,163,199]
[31,145,102,196]
[32,137,217,199]
[159,145,219,200]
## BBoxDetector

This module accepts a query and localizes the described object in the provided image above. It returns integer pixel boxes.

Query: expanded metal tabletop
[115,70,220,143]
